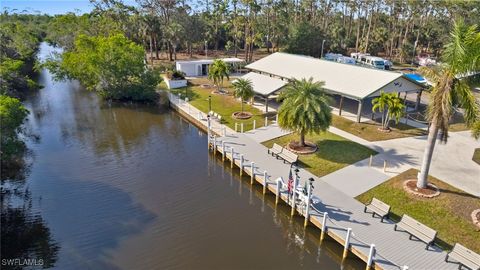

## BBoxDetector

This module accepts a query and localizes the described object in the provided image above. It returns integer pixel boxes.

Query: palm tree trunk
[299,132,305,147]
[417,123,439,188]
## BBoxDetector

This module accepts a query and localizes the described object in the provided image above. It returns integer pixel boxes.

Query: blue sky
[1,0,138,15]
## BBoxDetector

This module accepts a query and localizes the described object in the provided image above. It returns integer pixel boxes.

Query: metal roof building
[245,52,425,122]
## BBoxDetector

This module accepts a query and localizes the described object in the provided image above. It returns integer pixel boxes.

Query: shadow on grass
[313,139,376,164]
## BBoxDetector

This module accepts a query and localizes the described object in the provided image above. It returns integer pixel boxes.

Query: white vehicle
[363,56,386,70]
[418,57,437,66]
[350,52,370,62]
[384,60,393,70]
[324,53,342,61]
[337,56,356,65]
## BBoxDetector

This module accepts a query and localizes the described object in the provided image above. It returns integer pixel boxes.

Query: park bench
[363,198,391,222]
[277,148,298,164]
[394,214,437,250]
[445,243,480,270]
[268,143,283,157]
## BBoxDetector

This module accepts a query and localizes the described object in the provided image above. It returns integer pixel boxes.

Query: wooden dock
[211,133,458,270]
[168,92,460,270]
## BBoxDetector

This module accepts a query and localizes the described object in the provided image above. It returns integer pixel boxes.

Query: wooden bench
[445,243,480,270]
[277,148,298,164]
[363,198,391,222]
[268,143,283,157]
[394,214,437,249]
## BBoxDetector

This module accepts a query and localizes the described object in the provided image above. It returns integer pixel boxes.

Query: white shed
[175,58,244,77]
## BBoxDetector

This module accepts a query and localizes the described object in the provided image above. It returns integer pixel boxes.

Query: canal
[2,43,364,269]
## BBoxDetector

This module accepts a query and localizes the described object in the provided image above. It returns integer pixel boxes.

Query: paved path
[243,123,480,197]
[215,133,459,270]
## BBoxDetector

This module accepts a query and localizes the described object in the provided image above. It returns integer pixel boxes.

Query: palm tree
[277,78,332,147]
[416,20,480,189]
[372,91,405,130]
[208,59,230,92]
[372,91,391,130]
[232,78,254,112]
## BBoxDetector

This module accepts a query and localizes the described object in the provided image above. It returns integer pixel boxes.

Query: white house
[175,58,244,77]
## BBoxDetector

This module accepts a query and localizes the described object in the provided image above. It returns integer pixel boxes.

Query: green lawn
[332,115,427,141]
[169,78,271,131]
[356,169,480,253]
[262,132,376,177]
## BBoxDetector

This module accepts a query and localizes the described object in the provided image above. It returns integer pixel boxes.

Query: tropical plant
[372,91,405,130]
[417,20,480,189]
[208,59,230,92]
[277,78,332,147]
[232,78,254,113]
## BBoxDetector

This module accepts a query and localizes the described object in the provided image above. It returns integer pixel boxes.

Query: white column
[320,212,328,241]
[366,244,376,269]
[343,228,352,258]
[304,181,313,227]
[276,178,281,204]
[263,170,268,194]
[240,154,244,175]
[290,173,298,216]
[230,147,234,168]
[253,120,256,130]
[241,123,244,133]
[250,162,255,184]
[265,116,268,127]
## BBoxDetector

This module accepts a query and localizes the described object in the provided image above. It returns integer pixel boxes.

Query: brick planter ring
[403,179,440,198]
[472,209,480,229]
[285,141,318,155]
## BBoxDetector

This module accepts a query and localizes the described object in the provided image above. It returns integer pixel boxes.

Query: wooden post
[304,181,313,227]
[263,171,268,194]
[240,154,244,176]
[241,123,244,133]
[369,155,373,167]
[265,116,268,127]
[235,123,238,132]
[366,244,376,270]
[343,228,352,259]
[253,120,256,130]
[290,173,298,216]
[213,135,217,155]
[222,142,225,161]
[250,162,254,184]
[230,148,234,168]
[276,178,281,205]
[320,212,328,241]
[339,95,344,115]
[383,160,387,172]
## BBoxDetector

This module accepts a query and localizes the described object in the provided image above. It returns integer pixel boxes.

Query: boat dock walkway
[213,133,457,270]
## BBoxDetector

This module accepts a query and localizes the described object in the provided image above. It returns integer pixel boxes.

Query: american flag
[287,168,294,196]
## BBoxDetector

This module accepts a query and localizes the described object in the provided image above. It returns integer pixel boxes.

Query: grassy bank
[169,78,271,132]
[356,169,480,253]
[262,132,376,177]
[331,115,427,141]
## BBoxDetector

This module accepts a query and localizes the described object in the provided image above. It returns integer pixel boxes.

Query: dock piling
[369,155,372,167]
[250,162,254,184]
[343,228,352,259]
[275,178,281,205]
[213,136,217,155]
[230,148,234,168]
[320,212,328,241]
[366,244,376,270]
[263,171,267,194]
[222,142,225,161]
[304,181,313,227]
[240,154,244,175]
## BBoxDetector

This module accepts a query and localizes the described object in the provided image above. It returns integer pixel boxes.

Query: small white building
[175,58,244,77]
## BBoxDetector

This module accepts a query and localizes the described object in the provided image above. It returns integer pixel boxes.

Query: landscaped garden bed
[356,168,480,253]
[262,132,376,177]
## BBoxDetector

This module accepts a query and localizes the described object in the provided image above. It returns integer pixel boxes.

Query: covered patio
[239,72,287,113]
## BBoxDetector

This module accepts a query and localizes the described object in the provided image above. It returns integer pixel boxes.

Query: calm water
[2,43,364,269]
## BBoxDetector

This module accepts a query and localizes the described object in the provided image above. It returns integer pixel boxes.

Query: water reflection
[1,186,59,270]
